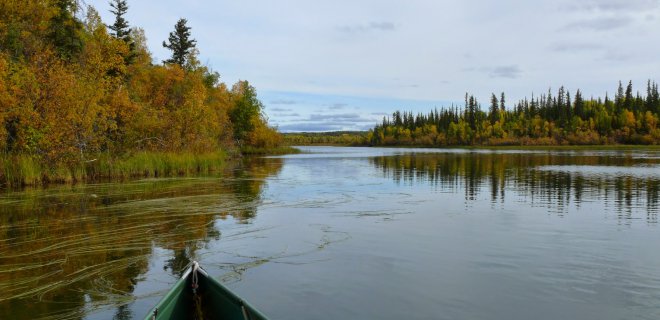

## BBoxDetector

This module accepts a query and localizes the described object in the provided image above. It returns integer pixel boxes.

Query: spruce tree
[646,80,654,111]
[499,92,506,113]
[565,90,572,125]
[108,0,130,41]
[615,81,624,110]
[49,0,84,60]
[574,89,584,119]
[624,80,633,111]
[490,93,499,124]
[162,18,197,66]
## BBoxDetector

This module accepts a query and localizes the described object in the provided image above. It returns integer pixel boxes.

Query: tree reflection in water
[369,152,659,221]
[0,156,283,320]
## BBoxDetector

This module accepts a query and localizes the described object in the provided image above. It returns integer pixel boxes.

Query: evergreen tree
[162,18,197,66]
[624,80,633,111]
[557,86,566,124]
[529,94,537,116]
[653,82,660,114]
[467,95,477,130]
[49,0,84,60]
[394,111,402,126]
[489,93,499,124]
[574,89,584,119]
[565,90,572,125]
[615,81,624,110]
[500,92,506,113]
[108,0,130,41]
[646,80,654,111]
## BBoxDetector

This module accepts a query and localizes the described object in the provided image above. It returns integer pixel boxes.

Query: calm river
[1,146,660,320]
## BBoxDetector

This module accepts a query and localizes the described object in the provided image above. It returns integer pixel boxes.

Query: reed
[88,151,227,179]
[0,151,228,188]
[0,154,42,187]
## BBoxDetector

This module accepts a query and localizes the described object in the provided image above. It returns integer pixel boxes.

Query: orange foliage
[0,0,283,171]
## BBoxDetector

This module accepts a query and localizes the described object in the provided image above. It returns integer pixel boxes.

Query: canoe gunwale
[143,266,192,320]
[143,261,268,320]
[197,266,269,320]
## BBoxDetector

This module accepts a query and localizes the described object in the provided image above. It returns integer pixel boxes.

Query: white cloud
[85,0,660,131]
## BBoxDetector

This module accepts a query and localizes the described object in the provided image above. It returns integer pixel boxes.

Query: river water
[1,146,659,320]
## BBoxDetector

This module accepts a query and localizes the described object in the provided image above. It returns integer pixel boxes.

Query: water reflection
[0,157,283,320]
[369,152,659,221]
[2,148,660,320]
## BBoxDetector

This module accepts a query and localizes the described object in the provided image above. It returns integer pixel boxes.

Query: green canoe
[144,262,268,320]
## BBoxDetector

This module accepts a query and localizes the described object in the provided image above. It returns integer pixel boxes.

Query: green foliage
[0,1,284,187]
[284,132,369,146]
[370,81,660,147]
[229,81,264,142]
[107,0,135,64]
[162,18,196,67]
[48,0,84,60]
[108,0,130,41]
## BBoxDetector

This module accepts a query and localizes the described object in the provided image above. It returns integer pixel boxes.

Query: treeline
[369,81,660,146]
[0,0,282,184]
[284,131,368,145]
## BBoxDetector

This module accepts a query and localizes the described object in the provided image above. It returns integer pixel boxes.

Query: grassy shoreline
[0,151,229,188]
[2,144,654,188]
[0,146,302,189]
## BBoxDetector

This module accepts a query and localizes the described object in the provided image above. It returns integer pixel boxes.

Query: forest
[283,131,368,146]
[0,0,284,186]
[369,81,660,146]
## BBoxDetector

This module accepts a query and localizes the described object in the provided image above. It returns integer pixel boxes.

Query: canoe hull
[144,263,268,320]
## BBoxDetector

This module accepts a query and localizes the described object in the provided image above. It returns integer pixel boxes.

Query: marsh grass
[0,151,227,188]
[88,151,226,178]
[0,155,41,187]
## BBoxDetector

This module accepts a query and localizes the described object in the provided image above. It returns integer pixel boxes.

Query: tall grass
[87,151,227,179]
[0,155,41,187]
[0,151,227,188]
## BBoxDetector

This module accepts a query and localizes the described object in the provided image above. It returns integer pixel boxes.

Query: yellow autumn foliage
[0,0,284,179]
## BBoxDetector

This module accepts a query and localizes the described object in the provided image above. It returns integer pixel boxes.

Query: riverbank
[0,146,302,189]
[0,152,228,188]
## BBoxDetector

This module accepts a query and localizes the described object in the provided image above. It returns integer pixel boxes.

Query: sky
[84,0,660,131]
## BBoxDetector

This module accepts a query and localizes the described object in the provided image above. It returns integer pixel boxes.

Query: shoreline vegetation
[285,80,659,148]
[0,1,292,188]
[1,151,229,188]
[366,81,659,147]
[3,2,658,188]
[1,147,302,188]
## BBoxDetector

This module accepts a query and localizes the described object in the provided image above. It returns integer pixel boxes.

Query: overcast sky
[85,0,660,131]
